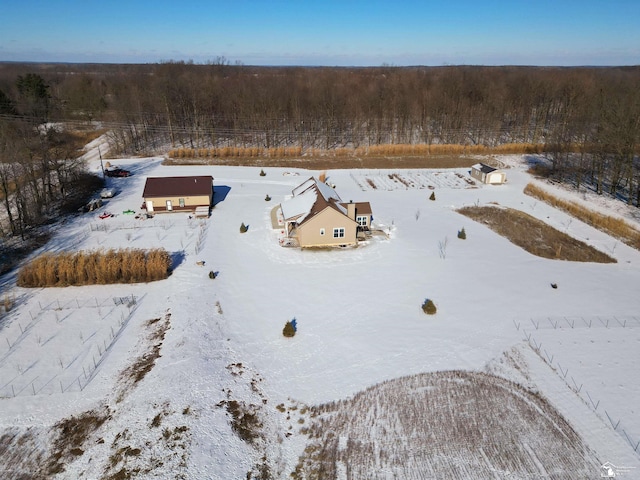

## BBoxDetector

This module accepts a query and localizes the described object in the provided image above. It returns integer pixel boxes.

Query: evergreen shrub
[283,321,296,337]
[422,299,437,315]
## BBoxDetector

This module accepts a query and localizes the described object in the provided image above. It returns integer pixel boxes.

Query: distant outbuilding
[142,175,213,214]
[470,163,506,185]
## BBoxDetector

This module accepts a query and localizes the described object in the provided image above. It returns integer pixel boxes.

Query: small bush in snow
[422,299,437,315]
[283,320,296,337]
[458,227,466,240]
[240,222,248,233]
[259,169,266,176]
[265,194,271,201]
[3,294,14,312]
[209,270,217,279]
[429,191,436,201]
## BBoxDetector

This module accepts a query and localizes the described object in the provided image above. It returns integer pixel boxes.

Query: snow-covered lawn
[0,293,139,397]
[350,169,476,190]
[522,315,640,455]
[0,155,639,478]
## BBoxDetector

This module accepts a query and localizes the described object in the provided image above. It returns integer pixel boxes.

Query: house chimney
[347,201,356,220]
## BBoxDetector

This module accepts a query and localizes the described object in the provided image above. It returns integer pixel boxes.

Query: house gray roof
[280,177,376,228]
[472,163,498,174]
[143,176,213,198]
[281,177,346,224]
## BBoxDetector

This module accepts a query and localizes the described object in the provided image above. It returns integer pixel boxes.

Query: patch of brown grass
[68,129,108,153]
[164,143,542,170]
[524,183,640,251]
[458,205,616,263]
[216,399,263,446]
[167,143,542,167]
[0,429,47,479]
[293,371,599,479]
[115,312,171,403]
[46,407,111,476]
[163,153,478,170]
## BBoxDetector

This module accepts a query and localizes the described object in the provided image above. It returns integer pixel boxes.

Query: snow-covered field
[1,152,639,479]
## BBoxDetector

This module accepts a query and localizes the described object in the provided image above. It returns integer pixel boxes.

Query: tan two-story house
[279,177,372,248]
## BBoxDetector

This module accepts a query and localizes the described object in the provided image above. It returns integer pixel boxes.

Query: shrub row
[524,183,640,250]
[168,143,545,160]
[17,248,172,287]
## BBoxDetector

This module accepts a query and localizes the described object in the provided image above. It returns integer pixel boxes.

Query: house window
[320,228,325,236]
[333,228,345,238]
[179,198,185,207]
[356,215,368,226]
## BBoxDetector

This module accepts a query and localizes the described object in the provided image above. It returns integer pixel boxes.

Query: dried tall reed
[168,142,544,160]
[524,183,640,250]
[17,248,172,287]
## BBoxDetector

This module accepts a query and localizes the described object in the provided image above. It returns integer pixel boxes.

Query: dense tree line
[0,67,103,254]
[0,63,638,252]
[1,63,638,155]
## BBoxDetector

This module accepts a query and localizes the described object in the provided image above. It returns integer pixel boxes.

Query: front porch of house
[142,203,210,215]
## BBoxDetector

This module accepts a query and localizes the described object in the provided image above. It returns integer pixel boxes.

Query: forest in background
[0,62,638,262]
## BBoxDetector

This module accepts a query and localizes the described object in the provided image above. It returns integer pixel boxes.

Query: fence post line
[604,410,619,430]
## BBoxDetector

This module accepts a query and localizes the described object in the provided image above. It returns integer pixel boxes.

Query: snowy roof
[280,187,317,222]
[472,163,498,174]
[292,177,342,203]
[281,177,345,224]
[315,179,342,204]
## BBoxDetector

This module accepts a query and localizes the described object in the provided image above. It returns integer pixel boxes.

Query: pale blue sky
[1,0,639,65]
